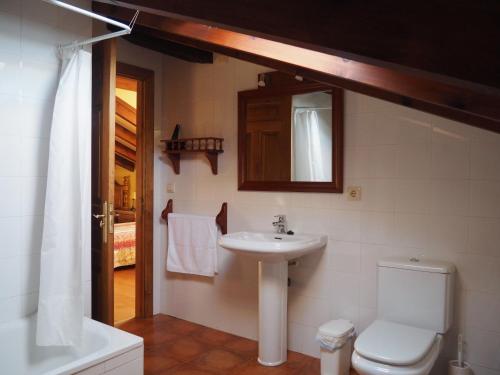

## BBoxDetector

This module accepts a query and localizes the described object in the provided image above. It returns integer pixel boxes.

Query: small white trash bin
[316,319,355,375]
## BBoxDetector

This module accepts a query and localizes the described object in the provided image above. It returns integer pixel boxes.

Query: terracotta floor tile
[193,327,236,346]
[163,337,206,362]
[169,318,205,336]
[118,314,359,375]
[223,335,259,357]
[144,353,181,375]
[192,348,246,373]
[160,363,218,375]
[296,358,320,375]
[233,358,301,375]
[282,351,315,371]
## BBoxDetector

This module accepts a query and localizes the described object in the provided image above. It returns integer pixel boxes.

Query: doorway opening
[113,74,139,324]
[91,39,154,326]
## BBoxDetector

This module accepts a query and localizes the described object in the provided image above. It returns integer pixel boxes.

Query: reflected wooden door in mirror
[238,73,343,193]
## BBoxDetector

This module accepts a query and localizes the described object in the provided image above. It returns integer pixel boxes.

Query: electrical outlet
[347,186,362,201]
[167,183,175,193]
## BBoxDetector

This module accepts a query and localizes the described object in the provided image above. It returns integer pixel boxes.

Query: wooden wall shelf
[161,137,224,174]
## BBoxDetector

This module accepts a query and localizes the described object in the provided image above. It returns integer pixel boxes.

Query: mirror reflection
[242,90,334,183]
[291,91,332,182]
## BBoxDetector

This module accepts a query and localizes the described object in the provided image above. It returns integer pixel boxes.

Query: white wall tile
[0,0,91,322]
[21,176,46,215]
[456,254,500,293]
[353,145,398,178]
[397,116,432,145]
[329,209,361,242]
[0,217,21,257]
[360,211,395,245]
[21,97,53,138]
[0,53,22,95]
[395,179,431,214]
[392,213,429,248]
[0,94,22,136]
[464,327,500,370]
[431,128,470,179]
[397,142,431,179]
[471,139,500,180]
[0,256,21,298]
[431,180,469,216]
[0,177,22,217]
[463,291,500,333]
[21,60,58,99]
[20,137,49,177]
[428,215,468,253]
[468,217,500,257]
[470,181,500,218]
[160,54,500,369]
[327,241,361,273]
[469,364,500,375]
[0,135,22,176]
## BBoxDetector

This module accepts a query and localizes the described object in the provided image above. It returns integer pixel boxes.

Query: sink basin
[218,231,327,262]
[218,231,327,367]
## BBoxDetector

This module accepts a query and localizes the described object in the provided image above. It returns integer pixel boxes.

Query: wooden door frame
[116,62,155,319]
[92,39,117,325]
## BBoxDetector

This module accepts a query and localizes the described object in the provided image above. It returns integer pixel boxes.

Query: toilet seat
[351,321,443,375]
[355,320,437,365]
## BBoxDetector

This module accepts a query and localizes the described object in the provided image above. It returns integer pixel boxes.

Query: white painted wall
[0,0,92,322]
[160,54,500,375]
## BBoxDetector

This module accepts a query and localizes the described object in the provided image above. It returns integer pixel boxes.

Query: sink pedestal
[218,231,328,367]
[258,260,288,366]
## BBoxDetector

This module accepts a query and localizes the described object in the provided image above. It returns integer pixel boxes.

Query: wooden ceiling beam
[108,24,213,63]
[96,0,500,91]
[116,124,136,147]
[116,96,136,125]
[116,154,135,171]
[94,3,500,134]
[116,141,136,161]
[117,75,137,91]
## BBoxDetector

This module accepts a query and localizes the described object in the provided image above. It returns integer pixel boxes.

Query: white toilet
[351,257,455,375]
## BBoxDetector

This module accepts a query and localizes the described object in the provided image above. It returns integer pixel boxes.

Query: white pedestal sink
[219,231,327,366]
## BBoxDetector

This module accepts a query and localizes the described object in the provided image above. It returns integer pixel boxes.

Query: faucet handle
[274,214,286,221]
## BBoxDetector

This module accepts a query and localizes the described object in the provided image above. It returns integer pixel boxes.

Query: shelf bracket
[205,151,219,174]
[166,153,180,174]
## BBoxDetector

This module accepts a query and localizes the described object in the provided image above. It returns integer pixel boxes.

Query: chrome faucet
[272,214,287,234]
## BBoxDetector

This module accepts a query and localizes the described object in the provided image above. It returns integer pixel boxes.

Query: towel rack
[161,199,227,235]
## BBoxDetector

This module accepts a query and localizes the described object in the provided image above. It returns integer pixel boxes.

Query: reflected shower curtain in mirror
[293,109,328,181]
[36,49,91,346]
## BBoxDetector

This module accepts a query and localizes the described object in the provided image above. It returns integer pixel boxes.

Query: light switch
[167,183,175,193]
[347,186,362,201]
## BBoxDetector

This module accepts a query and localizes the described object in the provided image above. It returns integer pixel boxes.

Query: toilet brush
[448,334,472,375]
[457,334,463,368]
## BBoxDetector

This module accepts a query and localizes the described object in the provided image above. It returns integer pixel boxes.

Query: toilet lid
[354,320,437,366]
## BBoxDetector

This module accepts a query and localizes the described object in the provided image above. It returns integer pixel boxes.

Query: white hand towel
[167,213,218,277]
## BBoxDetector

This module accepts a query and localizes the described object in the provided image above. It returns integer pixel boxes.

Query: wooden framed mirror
[238,75,343,193]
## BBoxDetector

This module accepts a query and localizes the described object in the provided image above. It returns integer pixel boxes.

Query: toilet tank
[377,257,456,333]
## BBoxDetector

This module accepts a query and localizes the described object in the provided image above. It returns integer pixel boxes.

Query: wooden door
[244,95,292,181]
[91,39,117,325]
[116,63,155,320]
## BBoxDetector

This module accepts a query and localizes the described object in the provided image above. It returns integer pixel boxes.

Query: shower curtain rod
[42,0,139,49]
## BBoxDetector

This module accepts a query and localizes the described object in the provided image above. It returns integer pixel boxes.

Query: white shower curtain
[36,49,91,346]
[293,109,327,181]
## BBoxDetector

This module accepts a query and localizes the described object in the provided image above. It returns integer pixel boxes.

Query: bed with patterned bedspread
[114,222,136,268]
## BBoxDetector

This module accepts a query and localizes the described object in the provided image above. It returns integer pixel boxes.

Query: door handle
[93,214,105,228]
[101,201,109,243]
[108,203,115,234]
